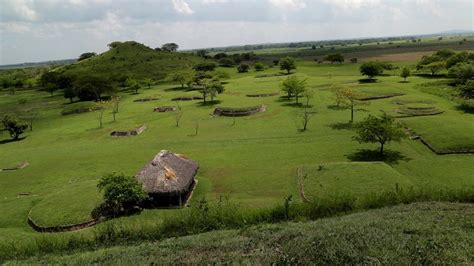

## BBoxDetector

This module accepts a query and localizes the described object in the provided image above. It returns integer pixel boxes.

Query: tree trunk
[380,142,384,157]
[350,100,354,123]
[295,95,299,104]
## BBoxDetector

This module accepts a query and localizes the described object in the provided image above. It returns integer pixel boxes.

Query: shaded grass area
[8,202,474,264]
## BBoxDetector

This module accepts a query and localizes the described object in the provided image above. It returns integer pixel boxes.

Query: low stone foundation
[154,106,176,112]
[111,125,146,137]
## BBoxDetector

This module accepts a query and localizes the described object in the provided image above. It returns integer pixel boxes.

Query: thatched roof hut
[136,150,198,207]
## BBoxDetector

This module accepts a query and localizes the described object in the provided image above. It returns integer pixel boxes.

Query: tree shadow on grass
[0,137,26,145]
[346,149,410,164]
[196,100,222,107]
[164,86,198,92]
[281,102,305,108]
[275,96,292,103]
[358,78,378,84]
[328,121,353,130]
[327,104,347,111]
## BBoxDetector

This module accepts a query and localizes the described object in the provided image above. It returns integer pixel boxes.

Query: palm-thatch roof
[136,150,198,195]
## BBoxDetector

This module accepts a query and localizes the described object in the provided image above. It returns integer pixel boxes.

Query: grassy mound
[402,116,474,153]
[29,180,101,227]
[61,101,102,115]
[300,162,412,201]
[13,202,474,264]
[61,41,203,80]
[395,106,443,117]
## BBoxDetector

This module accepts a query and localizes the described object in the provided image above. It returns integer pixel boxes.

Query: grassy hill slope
[60,41,203,80]
[11,202,474,264]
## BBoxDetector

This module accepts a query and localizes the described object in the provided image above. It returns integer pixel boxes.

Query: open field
[1,47,473,259]
[10,202,474,264]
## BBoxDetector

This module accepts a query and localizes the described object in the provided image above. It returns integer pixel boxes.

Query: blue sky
[0,0,472,64]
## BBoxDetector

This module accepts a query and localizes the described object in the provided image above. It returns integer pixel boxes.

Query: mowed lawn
[0,60,473,242]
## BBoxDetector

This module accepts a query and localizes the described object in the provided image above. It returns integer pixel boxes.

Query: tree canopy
[359,61,384,80]
[280,57,297,74]
[353,113,405,156]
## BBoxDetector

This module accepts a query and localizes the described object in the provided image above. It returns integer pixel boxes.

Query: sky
[0,0,472,65]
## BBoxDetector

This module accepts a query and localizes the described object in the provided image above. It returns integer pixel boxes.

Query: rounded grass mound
[213,105,266,117]
[29,180,101,227]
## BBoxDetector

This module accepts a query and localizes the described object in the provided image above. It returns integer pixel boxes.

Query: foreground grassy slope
[11,202,474,264]
[60,41,202,79]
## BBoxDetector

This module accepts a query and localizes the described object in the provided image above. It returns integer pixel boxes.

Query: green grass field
[0,53,473,254]
[10,202,474,264]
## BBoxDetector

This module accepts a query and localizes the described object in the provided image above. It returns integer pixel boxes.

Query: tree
[96,101,110,129]
[193,62,217,72]
[1,115,28,140]
[400,67,411,82]
[201,78,224,103]
[426,61,445,76]
[254,62,265,71]
[359,61,384,80]
[161,43,179,52]
[302,90,314,107]
[169,72,191,88]
[45,82,58,96]
[73,75,115,101]
[175,104,183,127]
[214,53,228,59]
[458,80,474,99]
[448,62,474,85]
[324,53,344,64]
[353,113,405,157]
[300,108,315,131]
[126,78,140,94]
[218,58,235,67]
[281,76,307,104]
[280,57,296,74]
[111,96,120,122]
[237,63,250,73]
[214,70,230,80]
[332,87,368,123]
[196,50,207,58]
[78,52,97,61]
[142,78,153,89]
[97,173,148,215]
[107,41,122,49]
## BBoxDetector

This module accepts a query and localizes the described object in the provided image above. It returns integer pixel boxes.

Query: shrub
[237,63,250,73]
[97,173,148,216]
[254,62,265,71]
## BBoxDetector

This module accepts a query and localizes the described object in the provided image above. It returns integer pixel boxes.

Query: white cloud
[324,0,382,10]
[11,0,38,21]
[268,0,306,10]
[172,0,194,15]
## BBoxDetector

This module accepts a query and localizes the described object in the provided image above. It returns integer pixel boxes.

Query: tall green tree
[1,115,28,140]
[359,61,384,80]
[280,57,296,74]
[281,76,307,104]
[353,113,405,157]
[400,67,411,82]
[161,43,179,52]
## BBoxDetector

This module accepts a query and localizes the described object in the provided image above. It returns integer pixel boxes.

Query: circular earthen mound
[172,96,203,101]
[246,92,279,97]
[213,105,266,117]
